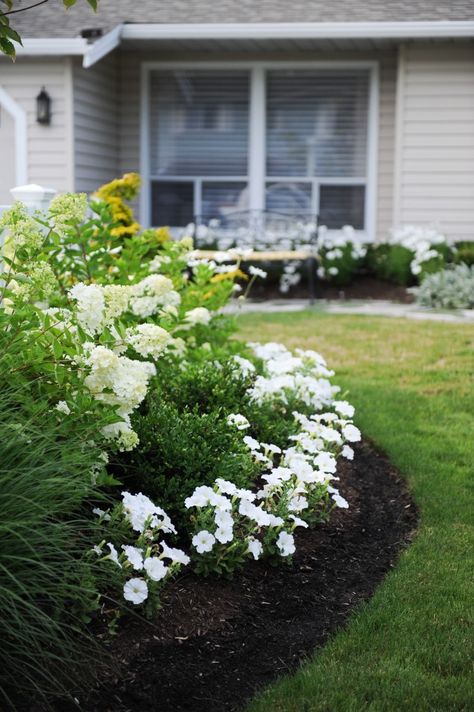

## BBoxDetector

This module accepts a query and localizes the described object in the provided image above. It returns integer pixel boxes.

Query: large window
[149,70,249,225]
[147,66,373,232]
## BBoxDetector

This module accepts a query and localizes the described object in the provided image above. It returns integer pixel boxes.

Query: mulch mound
[71,440,418,712]
[250,276,414,303]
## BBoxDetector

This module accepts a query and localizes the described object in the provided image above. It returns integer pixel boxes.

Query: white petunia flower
[227,413,250,430]
[92,507,111,521]
[333,400,355,418]
[214,509,234,529]
[232,355,256,378]
[332,493,349,509]
[276,531,296,557]
[215,526,234,544]
[243,435,261,451]
[123,578,148,605]
[342,445,354,460]
[160,542,191,566]
[246,537,263,560]
[143,557,168,581]
[289,515,309,529]
[192,530,216,554]
[342,424,361,443]
[215,478,238,496]
[105,542,122,568]
[121,545,144,571]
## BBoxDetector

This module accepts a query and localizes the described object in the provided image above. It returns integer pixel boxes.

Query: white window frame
[140,60,379,240]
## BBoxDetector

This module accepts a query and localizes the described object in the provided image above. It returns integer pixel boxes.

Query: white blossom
[123,578,148,605]
[192,530,216,554]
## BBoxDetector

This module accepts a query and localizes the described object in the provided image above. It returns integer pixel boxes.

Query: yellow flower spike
[210,269,248,283]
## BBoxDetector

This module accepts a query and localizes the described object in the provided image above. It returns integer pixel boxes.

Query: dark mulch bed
[69,440,417,712]
[250,276,414,303]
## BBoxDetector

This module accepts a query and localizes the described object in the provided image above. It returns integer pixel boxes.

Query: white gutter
[15,38,88,56]
[122,21,474,41]
[83,24,123,68]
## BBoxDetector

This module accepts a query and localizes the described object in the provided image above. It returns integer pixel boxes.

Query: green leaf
[0,36,15,58]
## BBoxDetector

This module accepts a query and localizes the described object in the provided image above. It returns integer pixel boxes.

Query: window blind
[266,69,369,179]
[149,70,250,177]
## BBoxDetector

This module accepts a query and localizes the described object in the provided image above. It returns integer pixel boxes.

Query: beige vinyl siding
[396,42,474,242]
[73,54,120,193]
[0,57,73,192]
[118,49,397,235]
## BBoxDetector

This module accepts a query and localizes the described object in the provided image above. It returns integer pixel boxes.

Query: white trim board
[139,60,379,240]
[124,21,474,41]
[0,86,27,187]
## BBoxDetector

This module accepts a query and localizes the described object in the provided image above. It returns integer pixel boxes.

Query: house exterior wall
[0,57,73,193]
[72,54,120,193]
[395,42,474,242]
[117,49,397,238]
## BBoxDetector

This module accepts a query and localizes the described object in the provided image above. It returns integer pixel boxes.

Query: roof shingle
[11,0,474,39]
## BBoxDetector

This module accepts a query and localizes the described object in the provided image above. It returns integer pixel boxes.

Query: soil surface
[250,276,414,303]
[68,440,417,712]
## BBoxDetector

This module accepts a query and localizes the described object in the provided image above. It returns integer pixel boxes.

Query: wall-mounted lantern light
[36,87,51,125]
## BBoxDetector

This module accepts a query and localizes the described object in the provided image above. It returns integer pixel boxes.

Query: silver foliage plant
[411,263,474,309]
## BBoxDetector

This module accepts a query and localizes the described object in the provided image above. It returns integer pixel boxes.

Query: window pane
[266,70,369,178]
[151,181,194,226]
[201,182,248,223]
[319,185,365,230]
[265,182,312,214]
[150,70,249,177]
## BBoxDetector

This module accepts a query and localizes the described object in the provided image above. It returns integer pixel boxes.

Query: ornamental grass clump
[0,384,111,708]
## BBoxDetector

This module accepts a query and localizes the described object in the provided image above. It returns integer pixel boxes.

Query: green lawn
[237,312,474,712]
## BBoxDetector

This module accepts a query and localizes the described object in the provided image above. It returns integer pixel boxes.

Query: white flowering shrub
[390,225,449,277]
[315,225,368,286]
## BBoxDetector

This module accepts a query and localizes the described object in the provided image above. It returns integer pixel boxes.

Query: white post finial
[10,184,57,212]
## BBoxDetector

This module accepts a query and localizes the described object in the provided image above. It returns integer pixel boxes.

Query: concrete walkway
[224,299,474,324]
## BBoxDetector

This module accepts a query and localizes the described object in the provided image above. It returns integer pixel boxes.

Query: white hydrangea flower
[185,307,211,325]
[69,283,105,335]
[248,265,267,279]
[125,323,172,359]
[130,274,180,317]
[123,578,148,605]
